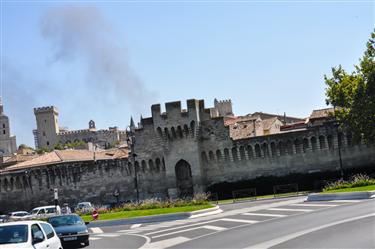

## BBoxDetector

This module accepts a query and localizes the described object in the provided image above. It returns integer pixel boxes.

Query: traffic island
[307,191,375,201]
[83,205,222,226]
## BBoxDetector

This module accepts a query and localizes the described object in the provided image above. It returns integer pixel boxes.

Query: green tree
[325,31,375,144]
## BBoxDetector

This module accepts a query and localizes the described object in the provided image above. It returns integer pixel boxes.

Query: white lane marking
[131,224,142,229]
[90,227,103,234]
[141,236,189,249]
[201,225,226,231]
[190,208,223,218]
[145,219,218,236]
[329,200,362,203]
[89,237,101,241]
[242,212,286,217]
[290,203,338,207]
[267,208,313,212]
[96,233,120,237]
[220,218,259,224]
[152,224,223,239]
[244,213,375,249]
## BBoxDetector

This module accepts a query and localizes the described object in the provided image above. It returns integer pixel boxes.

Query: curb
[306,191,375,201]
[87,205,222,227]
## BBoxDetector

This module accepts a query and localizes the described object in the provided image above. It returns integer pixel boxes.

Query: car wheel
[84,241,90,247]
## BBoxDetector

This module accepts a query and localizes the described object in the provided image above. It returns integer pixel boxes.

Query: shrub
[323,174,375,191]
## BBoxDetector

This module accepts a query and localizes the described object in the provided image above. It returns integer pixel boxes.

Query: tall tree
[325,30,375,144]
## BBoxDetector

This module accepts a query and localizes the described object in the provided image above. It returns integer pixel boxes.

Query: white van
[30,205,61,218]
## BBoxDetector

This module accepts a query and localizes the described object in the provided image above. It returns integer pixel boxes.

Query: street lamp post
[126,127,139,203]
[333,106,344,180]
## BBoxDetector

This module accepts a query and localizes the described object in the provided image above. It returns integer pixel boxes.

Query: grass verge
[80,204,214,222]
[323,184,375,193]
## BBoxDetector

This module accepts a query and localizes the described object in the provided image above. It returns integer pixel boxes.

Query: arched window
[190,121,196,137]
[278,141,286,156]
[164,128,170,139]
[157,127,163,138]
[201,151,208,163]
[303,138,309,153]
[148,160,154,172]
[177,126,183,138]
[141,160,147,173]
[224,148,230,161]
[319,135,326,149]
[270,142,276,157]
[155,158,161,172]
[262,143,269,157]
[286,140,293,155]
[294,139,302,154]
[209,151,215,161]
[216,150,222,161]
[327,135,333,150]
[239,146,246,160]
[171,127,177,139]
[246,145,253,158]
[183,125,189,137]
[255,144,261,157]
[311,137,317,151]
[231,147,238,161]
[135,161,140,173]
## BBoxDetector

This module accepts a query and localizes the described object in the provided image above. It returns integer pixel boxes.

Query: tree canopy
[325,30,375,144]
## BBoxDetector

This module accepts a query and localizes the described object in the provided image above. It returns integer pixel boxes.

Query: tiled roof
[309,108,335,119]
[2,149,128,172]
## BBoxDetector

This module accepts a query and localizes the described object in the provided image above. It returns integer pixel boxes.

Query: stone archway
[175,160,194,198]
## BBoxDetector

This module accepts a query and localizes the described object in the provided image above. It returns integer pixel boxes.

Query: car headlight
[77,229,88,234]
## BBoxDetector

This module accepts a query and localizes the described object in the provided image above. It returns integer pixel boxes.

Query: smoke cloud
[40,6,155,111]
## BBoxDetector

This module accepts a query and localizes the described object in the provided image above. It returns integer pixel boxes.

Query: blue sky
[1,0,374,147]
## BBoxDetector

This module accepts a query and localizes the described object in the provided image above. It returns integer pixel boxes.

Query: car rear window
[0,225,28,244]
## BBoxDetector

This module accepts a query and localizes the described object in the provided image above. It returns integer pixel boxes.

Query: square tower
[34,106,59,149]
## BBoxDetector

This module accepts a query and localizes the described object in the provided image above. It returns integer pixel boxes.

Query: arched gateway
[175,160,194,198]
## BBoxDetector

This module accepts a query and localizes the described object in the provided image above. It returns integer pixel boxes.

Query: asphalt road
[84,197,375,249]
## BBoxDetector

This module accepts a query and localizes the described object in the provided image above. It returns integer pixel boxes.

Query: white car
[7,211,31,221]
[30,205,61,219]
[0,220,62,249]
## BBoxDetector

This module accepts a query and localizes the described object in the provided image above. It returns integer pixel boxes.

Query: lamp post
[333,106,344,180]
[126,127,139,203]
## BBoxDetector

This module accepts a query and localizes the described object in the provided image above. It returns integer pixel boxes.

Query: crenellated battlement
[34,106,58,114]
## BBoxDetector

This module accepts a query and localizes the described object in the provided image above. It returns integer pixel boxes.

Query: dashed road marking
[89,237,101,241]
[201,225,226,231]
[152,225,222,239]
[131,224,142,229]
[267,208,313,212]
[95,233,120,237]
[90,227,104,234]
[329,200,362,203]
[242,212,286,217]
[141,236,189,249]
[220,218,259,224]
[290,203,338,207]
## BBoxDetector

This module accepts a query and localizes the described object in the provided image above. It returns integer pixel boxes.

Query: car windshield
[31,209,39,214]
[0,225,28,244]
[49,215,84,227]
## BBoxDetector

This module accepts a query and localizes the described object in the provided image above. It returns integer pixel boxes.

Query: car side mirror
[85,221,90,225]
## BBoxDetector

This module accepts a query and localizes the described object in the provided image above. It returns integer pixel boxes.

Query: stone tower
[212,98,234,117]
[0,99,17,155]
[33,106,59,149]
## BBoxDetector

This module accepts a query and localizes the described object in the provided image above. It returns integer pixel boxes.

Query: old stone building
[0,99,374,212]
[0,100,17,156]
[33,106,127,150]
